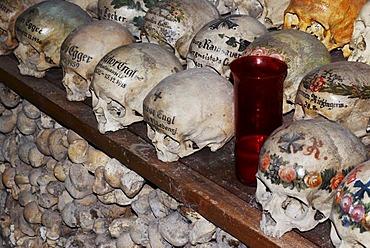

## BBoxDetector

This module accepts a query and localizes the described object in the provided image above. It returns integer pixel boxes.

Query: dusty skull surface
[13,0,93,78]
[256,118,368,238]
[330,160,370,248]
[244,29,331,114]
[141,0,220,63]
[294,61,370,145]
[91,42,183,134]
[0,0,45,55]
[143,68,234,162]
[97,0,159,39]
[348,1,370,64]
[60,20,135,102]
[66,0,99,18]
[283,0,367,58]
[187,14,268,79]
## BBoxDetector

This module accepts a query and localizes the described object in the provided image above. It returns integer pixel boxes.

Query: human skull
[258,0,291,29]
[348,1,370,64]
[60,20,135,101]
[283,0,367,58]
[294,61,370,145]
[143,68,234,162]
[91,42,183,134]
[0,0,45,55]
[330,160,370,248]
[141,0,220,63]
[97,0,159,39]
[256,118,368,238]
[210,0,263,17]
[187,14,268,79]
[13,0,93,78]
[244,29,331,114]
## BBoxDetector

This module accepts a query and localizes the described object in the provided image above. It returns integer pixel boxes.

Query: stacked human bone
[0,83,246,247]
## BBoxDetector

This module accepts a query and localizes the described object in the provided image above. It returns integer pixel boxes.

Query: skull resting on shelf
[60,20,135,101]
[294,61,370,145]
[256,118,368,237]
[143,68,234,162]
[13,0,92,78]
[91,42,183,134]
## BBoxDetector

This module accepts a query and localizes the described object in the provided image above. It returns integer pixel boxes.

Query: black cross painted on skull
[154,91,162,101]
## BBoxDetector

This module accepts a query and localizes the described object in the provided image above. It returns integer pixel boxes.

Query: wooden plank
[0,55,329,247]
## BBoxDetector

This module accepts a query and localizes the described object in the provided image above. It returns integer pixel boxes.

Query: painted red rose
[278,165,296,183]
[309,77,325,92]
[331,172,345,190]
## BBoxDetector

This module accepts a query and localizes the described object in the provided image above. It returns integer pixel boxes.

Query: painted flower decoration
[340,194,353,213]
[260,153,270,172]
[309,76,325,92]
[244,46,286,62]
[350,205,366,222]
[278,165,296,183]
[331,172,345,190]
[304,172,322,188]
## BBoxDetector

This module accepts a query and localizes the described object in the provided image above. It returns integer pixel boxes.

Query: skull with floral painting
[0,0,45,55]
[256,119,368,238]
[91,42,183,134]
[244,29,331,114]
[97,0,160,39]
[330,160,370,248]
[13,0,93,78]
[283,0,367,58]
[143,68,234,162]
[60,20,135,101]
[187,14,268,79]
[141,0,220,63]
[294,61,370,145]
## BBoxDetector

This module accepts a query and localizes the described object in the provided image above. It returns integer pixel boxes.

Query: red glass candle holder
[229,55,287,186]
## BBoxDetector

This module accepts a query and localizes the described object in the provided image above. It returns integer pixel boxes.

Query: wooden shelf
[0,55,333,248]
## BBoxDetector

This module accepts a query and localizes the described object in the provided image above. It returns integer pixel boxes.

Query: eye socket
[107,100,126,118]
[163,135,180,152]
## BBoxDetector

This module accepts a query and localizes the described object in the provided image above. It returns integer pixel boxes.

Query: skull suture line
[60,20,136,101]
[294,61,370,146]
[143,68,234,162]
[13,0,93,78]
[91,42,183,134]
[256,119,368,238]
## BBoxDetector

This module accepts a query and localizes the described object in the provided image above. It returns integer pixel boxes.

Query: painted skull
[60,20,135,101]
[187,14,268,79]
[143,68,234,162]
[256,119,368,238]
[91,42,183,134]
[330,160,370,248]
[294,61,370,145]
[97,0,159,39]
[244,29,331,114]
[348,1,370,64]
[283,0,367,58]
[141,0,220,63]
[13,0,93,78]
[0,0,45,55]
